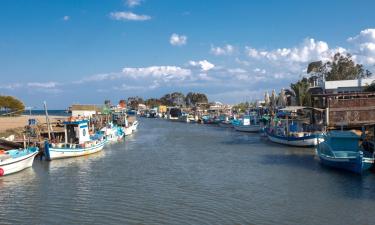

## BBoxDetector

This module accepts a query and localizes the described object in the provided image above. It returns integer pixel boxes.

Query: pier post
[44,139,51,161]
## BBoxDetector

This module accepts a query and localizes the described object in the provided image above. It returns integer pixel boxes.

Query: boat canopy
[63,119,89,125]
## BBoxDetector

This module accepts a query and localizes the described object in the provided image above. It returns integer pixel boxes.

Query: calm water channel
[1,118,375,225]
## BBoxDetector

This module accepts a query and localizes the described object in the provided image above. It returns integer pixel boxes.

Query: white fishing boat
[100,122,124,143]
[131,120,138,132]
[234,124,261,132]
[233,114,261,133]
[266,128,322,147]
[265,107,325,147]
[0,147,39,176]
[44,119,105,160]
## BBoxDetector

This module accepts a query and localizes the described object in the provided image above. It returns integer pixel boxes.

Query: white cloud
[114,84,144,91]
[27,82,58,88]
[245,38,333,63]
[0,83,23,90]
[189,60,215,71]
[63,16,70,21]
[170,33,187,46]
[228,68,247,74]
[125,0,142,7]
[122,66,191,78]
[110,11,151,21]
[348,28,375,64]
[211,44,234,56]
[253,68,266,74]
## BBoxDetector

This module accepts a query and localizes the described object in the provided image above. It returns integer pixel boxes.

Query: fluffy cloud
[245,38,333,63]
[110,11,151,21]
[348,29,375,64]
[125,0,142,7]
[211,44,234,56]
[170,33,187,46]
[189,60,215,71]
[122,66,191,80]
[63,16,70,21]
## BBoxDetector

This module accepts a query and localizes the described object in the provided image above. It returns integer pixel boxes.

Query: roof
[63,119,89,125]
[279,106,325,112]
[324,78,375,90]
[71,104,101,111]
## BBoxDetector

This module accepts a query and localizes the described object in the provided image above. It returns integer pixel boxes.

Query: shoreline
[0,115,67,134]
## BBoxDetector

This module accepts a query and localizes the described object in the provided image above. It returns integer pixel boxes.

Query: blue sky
[1,0,375,109]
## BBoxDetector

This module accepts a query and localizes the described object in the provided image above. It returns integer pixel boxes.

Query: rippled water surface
[1,118,375,225]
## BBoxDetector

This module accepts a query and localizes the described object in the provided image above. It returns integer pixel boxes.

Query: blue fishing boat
[316,130,374,174]
[201,115,215,124]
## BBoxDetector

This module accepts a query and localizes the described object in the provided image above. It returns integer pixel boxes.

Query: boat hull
[234,124,260,132]
[219,122,233,128]
[123,127,133,136]
[0,149,38,176]
[106,133,124,143]
[266,129,322,147]
[316,140,374,174]
[317,153,373,174]
[131,121,138,131]
[48,141,105,160]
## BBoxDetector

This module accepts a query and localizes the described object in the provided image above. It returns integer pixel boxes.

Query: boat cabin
[63,120,91,144]
[325,130,361,152]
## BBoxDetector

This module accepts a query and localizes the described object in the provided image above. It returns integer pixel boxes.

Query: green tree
[145,98,162,107]
[364,81,375,92]
[232,102,250,113]
[0,95,25,115]
[127,96,144,109]
[160,92,185,106]
[185,92,208,107]
[290,78,311,106]
[307,53,372,81]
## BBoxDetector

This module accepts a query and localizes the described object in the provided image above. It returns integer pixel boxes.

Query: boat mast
[44,101,51,140]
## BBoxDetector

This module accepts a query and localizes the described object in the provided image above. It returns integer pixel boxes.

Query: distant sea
[23,110,71,116]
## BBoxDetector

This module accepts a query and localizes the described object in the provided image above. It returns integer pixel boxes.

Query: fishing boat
[219,120,233,128]
[167,107,181,120]
[100,122,124,143]
[44,119,105,160]
[266,128,322,147]
[265,107,325,147]
[201,115,220,125]
[317,130,374,174]
[131,120,138,132]
[121,119,138,136]
[233,114,261,132]
[0,147,39,176]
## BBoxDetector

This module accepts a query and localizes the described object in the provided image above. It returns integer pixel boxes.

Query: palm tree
[290,78,311,106]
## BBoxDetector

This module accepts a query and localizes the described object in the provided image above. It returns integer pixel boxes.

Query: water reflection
[1,118,375,225]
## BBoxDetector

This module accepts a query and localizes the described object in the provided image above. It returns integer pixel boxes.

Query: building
[309,77,375,95]
[71,104,101,118]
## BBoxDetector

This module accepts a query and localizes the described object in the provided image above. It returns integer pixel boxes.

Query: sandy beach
[0,115,67,133]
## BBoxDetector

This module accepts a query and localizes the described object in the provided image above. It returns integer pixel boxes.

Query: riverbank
[0,115,67,136]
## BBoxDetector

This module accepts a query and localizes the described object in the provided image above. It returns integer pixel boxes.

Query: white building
[324,78,375,94]
[310,77,375,94]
